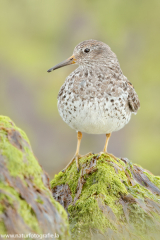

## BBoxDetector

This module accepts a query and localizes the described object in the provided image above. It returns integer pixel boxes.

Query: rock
[0,116,70,240]
[51,153,160,240]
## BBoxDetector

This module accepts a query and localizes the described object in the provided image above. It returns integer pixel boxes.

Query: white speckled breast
[58,96,131,134]
[57,64,137,134]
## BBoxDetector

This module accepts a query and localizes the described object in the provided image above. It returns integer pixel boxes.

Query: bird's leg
[75,131,82,171]
[62,131,82,172]
[103,133,111,153]
[102,133,117,160]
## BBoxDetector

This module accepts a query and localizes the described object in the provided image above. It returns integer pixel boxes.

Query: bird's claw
[62,154,81,172]
[100,152,117,160]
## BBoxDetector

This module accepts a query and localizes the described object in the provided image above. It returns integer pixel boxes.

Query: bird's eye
[84,48,90,53]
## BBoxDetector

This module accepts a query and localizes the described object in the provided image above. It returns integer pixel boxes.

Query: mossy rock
[0,116,70,240]
[51,153,160,240]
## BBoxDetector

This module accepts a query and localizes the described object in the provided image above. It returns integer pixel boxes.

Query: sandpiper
[47,39,140,172]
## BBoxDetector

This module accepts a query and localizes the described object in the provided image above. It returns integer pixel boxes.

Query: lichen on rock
[51,153,160,240]
[0,116,70,240]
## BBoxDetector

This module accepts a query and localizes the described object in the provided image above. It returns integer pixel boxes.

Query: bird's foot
[62,152,93,173]
[62,154,81,173]
[100,152,117,160]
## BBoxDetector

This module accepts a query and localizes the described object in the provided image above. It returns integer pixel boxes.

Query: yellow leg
[102,133,117,160]
[103,133,111,152]
[62,131,82,172]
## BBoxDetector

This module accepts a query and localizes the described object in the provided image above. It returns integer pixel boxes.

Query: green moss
[0,116,16,129]
[129,203,152,234]
[20,199,41,232]
[51,154,128,238]
[0,182,41,233]
[68,197,114,236]
[0,116,70,239]
[144,170,160,189]
[51,153,160,239]
[35,196,44,204]
[0,118,44,190]
[127,183,158,203]
[51,161,81,199]
[0,221,6,235]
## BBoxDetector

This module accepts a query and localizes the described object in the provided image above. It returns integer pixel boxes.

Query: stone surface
[51,153,160,240]
[0,116,70,240]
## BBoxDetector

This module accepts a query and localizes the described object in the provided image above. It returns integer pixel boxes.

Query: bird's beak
[47,55,76,73]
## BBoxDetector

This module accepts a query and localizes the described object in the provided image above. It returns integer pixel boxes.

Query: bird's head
[47,39,115,73]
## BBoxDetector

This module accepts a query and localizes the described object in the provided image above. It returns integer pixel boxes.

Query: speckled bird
[47,39,140,172]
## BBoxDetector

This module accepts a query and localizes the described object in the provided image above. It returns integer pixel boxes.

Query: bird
[47,39,140,172]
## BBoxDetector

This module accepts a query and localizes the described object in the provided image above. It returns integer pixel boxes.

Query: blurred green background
[0,0,160,177]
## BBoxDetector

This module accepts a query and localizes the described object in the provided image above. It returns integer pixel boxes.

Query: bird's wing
[124,76,140,113]
[99,72,140,113]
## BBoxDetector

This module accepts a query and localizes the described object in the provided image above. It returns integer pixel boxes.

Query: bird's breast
[57,90,131,134]
[57,68,133,134]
